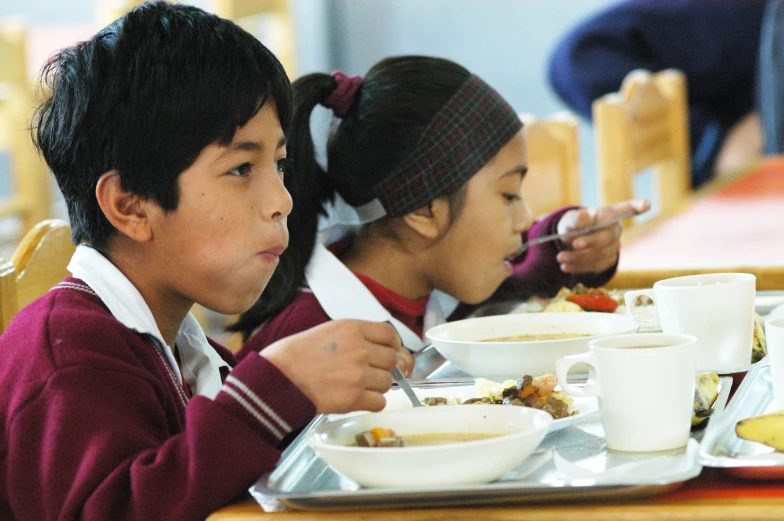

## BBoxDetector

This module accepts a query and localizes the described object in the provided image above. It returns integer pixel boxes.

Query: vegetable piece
[566,294,618,312]
[370,427,395,442]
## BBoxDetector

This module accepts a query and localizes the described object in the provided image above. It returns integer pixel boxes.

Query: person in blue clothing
[548,0,767,187]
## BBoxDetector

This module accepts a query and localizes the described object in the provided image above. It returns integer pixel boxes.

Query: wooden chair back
[520,111,581,217]
[0,85,51,235]
[0,219,74,333]
[0,21,52,238]
[592,69,691,228]
[0,20,28,92]
[212,0,297,77]
[95,0,152,25]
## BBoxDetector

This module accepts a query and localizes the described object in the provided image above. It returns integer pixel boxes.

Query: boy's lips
[262,245,287,256]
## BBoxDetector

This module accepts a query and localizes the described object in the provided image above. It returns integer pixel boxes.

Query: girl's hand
[555,199,650,274]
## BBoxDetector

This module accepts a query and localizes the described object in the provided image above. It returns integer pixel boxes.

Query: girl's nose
[515,198,534,234]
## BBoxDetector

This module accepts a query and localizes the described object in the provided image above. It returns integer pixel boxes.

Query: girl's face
[429,131,533,303]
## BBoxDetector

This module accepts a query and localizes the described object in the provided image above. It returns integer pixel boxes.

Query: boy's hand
[555,199,650,274]
[261,320,402,414]
[396,344,415,378]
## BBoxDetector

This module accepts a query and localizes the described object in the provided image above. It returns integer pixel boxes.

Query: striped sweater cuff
[215,354,316,445]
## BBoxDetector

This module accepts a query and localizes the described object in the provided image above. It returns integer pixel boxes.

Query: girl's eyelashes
[228,162,253,177]
[503,193,521,203]
[276,157,289,175]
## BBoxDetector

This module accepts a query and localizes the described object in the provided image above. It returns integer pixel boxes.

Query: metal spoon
[514,209,638,257]
[391,366,425,407]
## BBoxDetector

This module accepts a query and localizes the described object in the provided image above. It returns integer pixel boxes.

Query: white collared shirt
[305,236,461,350]
[67,245,230,398]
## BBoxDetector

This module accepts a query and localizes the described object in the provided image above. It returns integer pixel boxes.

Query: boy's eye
[228,163,253,177]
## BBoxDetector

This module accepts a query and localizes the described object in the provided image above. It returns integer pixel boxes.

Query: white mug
[765,317,784,408]
[555,332,697,452]
[624,273,756,372]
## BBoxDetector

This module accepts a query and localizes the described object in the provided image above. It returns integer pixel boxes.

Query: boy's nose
[266,176,293,222]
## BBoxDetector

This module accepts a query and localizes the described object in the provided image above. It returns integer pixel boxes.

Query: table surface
[208,369,784,521]
[609,157,784,290]
[209,162,784,519]
[208,466,784,520]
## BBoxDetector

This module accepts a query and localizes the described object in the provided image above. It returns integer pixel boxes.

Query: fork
[514,209,638,257]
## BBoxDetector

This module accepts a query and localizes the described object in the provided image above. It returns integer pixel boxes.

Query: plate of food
[383,374,599,434]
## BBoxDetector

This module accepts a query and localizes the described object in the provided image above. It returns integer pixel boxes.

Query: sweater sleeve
[235,291,331,362]
[490,207,616,302]
[5,352,315,521]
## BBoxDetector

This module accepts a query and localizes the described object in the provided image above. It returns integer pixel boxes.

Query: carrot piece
[370,427,395,442]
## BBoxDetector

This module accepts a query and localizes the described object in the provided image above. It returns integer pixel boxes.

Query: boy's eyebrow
[218,137,287,160]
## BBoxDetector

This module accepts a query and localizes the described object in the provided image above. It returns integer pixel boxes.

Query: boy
[0,2,404,520]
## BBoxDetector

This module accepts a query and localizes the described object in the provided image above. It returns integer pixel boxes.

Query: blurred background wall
[1,0,621,207]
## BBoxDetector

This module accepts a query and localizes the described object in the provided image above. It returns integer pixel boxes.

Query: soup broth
[483,332,591,342]
[402,432,502,446]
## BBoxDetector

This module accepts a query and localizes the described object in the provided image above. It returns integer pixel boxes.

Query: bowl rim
[424,311,638,346]
[307,404,553,454]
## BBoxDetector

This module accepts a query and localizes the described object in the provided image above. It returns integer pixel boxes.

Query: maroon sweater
[0,279,316,521]
[237,207,616,361]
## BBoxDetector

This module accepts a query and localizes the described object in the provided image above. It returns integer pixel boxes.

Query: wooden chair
[212,0,297,77]
[520,111,581,217]
[0,219,74,333]
[0,84,51,236]
[0,20,52,239]
[592,69,691,229]
[95,0,154,25]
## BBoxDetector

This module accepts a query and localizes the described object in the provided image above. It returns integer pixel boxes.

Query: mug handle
[555,352,600,398]
[623,289,660,329]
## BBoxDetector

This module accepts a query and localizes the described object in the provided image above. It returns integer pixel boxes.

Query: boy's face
[147,103,291,315]
[430,131,533,304]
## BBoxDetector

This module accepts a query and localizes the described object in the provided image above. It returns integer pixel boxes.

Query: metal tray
[698,362,784,479]
[248,377,731,512]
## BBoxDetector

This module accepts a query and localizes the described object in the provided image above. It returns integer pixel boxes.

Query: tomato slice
[566,294,619,313]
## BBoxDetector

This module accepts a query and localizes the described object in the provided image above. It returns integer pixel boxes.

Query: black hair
[230,55,471,339]
[32,0,292,251]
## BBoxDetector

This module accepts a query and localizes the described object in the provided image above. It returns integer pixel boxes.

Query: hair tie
[323,71,362,117]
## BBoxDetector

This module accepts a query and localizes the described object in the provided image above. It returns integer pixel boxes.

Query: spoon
[391,366,425,407]
[514,209,638,257]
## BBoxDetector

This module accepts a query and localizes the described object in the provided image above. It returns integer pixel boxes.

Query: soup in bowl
[307,404,552,488]
[425,312,638,377]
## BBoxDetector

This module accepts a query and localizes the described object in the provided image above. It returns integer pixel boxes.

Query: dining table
[607,156,784,290]
[208,159,784,520]
[208,466,784,520]
[209,364,784,521]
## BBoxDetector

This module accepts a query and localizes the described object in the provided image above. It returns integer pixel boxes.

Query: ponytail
[229,73,338,338]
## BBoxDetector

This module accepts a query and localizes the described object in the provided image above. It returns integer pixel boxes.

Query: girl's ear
[95,171,153,242]
[402,196,452,240]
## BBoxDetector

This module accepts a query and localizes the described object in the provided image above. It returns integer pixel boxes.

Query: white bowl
[425,312,638,377]
[307,405,552,489]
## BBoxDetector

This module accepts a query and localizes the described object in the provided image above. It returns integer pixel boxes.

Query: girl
[233,55,648,364]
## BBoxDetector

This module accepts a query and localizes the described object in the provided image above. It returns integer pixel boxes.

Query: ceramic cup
[555,332,697,452]
[624,273,756,372]
[765,317,784,408]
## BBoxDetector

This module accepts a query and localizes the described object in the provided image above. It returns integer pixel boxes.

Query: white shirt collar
[67,245,229,398]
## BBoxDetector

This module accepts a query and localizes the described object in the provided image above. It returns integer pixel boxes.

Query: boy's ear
[95,171,153,242]
[402,196,452,240]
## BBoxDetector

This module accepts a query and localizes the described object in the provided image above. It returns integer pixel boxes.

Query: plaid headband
[372,74,523,217]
